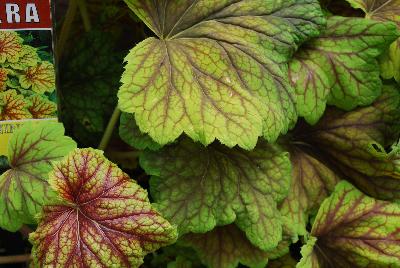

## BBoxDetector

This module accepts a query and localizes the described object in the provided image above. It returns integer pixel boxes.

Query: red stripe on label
[0,1,52,29]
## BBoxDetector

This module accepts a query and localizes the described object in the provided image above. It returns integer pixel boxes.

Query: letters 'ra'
[0,3,40,24]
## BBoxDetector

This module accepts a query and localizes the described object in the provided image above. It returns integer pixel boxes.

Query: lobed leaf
[141,139,291,251]
[61,30,123,146]
[0,31,23,63]
[279,146,341,239]
[0,122,76,231]
[289,16,399,124]
[345,0,400,82]
[298,181,400,267]
[7,45,40,70]
[30,148,177,268]
[27,94,57,119]
[19,62,56,94]
[0,90,31,120]
[181,225,268,268]
[120,0,326,149]
[294,84,400,201]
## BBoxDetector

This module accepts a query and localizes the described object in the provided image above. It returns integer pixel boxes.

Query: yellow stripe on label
[0,118,58,156]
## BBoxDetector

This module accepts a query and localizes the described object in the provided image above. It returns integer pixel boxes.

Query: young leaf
[27,94,57,119]
[0,121,76,231]
[19,62,56,94]
[119,112,162,151]
[289,16,399,124]
[0,31,23,63]
[348,0,400,82]
[181,225,268,268]
[279,147,341,239]
[298,181,400,267]
[141,139,291,251]
[120,0,326,149]
[0,90,31,120]
[294,84,400,201]
[30,148,177,267]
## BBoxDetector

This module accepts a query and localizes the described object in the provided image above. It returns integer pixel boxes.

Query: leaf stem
[19,225,33,239]
[76,0,92,32]
[0,254,31,264]
[98,107,121,151]
[57,0,78,60]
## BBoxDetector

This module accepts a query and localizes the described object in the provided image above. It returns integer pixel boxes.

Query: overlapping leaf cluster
[0,31,57,120]
[1,0,400,267]
[116,0,400,267]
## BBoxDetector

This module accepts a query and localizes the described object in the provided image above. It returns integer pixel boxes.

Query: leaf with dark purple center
[30,148,177,268]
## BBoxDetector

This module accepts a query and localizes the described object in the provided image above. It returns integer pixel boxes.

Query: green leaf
[120,0,325,149]
[279,146,341,239]
[293,84,400,201]
[289,16,399,124]
[0,121,76,231]
[119,112,162,151]
[298,181,400,267]
[30,148,177,267]
[345,0,400,82]
[61,30,124,146]
[181,225,268,268]
[296,236,318,268]
[141,139,291,251]
[380,41,400,82]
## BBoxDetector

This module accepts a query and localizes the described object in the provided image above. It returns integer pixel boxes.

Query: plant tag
[0,0,57,156]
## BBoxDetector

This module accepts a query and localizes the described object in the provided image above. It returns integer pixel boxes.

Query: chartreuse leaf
[298,181,400,267]
[119,112,162,151]
[120,0,325,149]
[0,121,76,232]
[279,146,341,239]
[181,225,268,268]
[345,0,400,82]
[26,94,57,119]
[141,139,291,251]
[0,90,31,120]
[7,45,39,70]
[19,62,56,94]
[289,16,399,124]
[30,148,177,268]
[0,31,23,63]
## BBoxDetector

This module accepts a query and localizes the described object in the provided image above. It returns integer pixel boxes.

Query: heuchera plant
[0,31,57,120]
[0,0,400,267]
